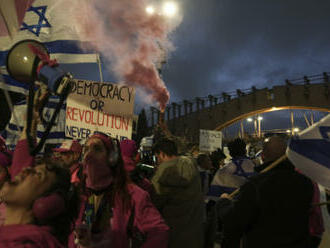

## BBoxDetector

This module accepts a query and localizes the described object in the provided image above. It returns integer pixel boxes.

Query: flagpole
[97,53,104,83]
[95,53,104,132]
[2,83,22,132]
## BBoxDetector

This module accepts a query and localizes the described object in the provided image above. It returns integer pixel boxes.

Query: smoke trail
[71,0,181,111]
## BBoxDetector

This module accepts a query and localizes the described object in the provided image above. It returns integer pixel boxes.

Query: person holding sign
[71,132,169,248]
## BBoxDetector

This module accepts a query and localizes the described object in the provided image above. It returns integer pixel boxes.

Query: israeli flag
[0,0,98,94]
[287,114,330,188]
[1,98,66,151]
[0,0,98,150]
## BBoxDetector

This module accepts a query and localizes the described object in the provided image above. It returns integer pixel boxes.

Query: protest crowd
[0,88,329,248]
[0,1,329,248]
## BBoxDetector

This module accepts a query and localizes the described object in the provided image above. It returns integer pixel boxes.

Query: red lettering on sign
[79,109,85,122]
[72,107,78,121]
[66,107,72,120]
[91,111,97,125]
[122,117,129,131]
[85,110,91,124]
[115,116,121,129]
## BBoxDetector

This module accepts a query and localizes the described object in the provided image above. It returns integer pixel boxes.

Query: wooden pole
[97,54,104,83]
[2,85,21,132]
[227,154,287,199]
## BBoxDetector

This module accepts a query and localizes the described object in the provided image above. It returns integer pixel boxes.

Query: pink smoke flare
[71,0,181,111]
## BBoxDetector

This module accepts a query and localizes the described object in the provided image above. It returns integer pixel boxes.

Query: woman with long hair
[71,132,169,248]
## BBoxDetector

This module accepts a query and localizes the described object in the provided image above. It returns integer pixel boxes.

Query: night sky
[161,0,330,101]
[23,0,330,133]
[68,0,330,104]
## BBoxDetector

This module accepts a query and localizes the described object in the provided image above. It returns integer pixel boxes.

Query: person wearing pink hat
[53,139,83,186]
[120,139,155,196]
[71,132,169,248]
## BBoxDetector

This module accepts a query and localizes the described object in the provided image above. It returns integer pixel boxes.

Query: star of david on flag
[287,114,330,188]
[0,0,98,94]
[20,5,51,37]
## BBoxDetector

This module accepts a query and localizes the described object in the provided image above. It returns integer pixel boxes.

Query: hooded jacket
[70,184,169,248]
[152,155,204,248]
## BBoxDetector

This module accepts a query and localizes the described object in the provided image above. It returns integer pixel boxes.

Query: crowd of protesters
[0,91,328,248]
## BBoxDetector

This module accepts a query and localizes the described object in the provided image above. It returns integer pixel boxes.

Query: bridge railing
[149,72,330,126]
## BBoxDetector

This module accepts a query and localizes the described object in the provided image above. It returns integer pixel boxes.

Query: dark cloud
[162,0,330,102]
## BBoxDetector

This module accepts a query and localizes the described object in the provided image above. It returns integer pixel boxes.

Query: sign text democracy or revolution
[71,80,134,103]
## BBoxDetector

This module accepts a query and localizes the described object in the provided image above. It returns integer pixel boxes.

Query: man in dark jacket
[152,138,204,248]
[221,136,314,248]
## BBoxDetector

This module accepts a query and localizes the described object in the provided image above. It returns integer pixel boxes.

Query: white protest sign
[199,129,222,152]
[65,80,135,141]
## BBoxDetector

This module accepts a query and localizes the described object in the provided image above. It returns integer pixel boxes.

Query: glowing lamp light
[293,128,300,132]
[247,117,253,122]
[257,116,263,121]
[162,2,178,17]
[286,129,291,133]
[146,6,155,15]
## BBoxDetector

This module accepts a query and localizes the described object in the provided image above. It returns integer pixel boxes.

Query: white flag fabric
[287,114,330,188]
[1,98,66,151]
[0,0,99,150]
[0,0,98,94]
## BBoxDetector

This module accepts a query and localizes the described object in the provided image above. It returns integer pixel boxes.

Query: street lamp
[293,127,300,133]
[162,2,178,17]
[146,6,155,15]
[246,115,263,137]
[257,115,263,137]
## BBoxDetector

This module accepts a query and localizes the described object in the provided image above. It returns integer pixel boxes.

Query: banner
[65,80,135,141]
[199,129,222,152]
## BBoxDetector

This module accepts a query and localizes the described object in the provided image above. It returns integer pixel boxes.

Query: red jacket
[69,184,169,248]
[0,224,63,248]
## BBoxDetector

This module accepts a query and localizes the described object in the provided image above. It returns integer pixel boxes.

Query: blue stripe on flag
[207,185,236,196]
[7,123,65,139]
[0,40,94,65]
[289,138,330,169]
[2,75,30,89]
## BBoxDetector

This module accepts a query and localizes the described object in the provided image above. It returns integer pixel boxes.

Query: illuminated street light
[162,2,178,17]
[293,127,300,132]
[146,6,155,15]
[257,116,263,121]
[247,117,253,122]
[286,129,291,133]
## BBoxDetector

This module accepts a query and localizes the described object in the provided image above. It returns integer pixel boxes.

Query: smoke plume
[71,0,181,111]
